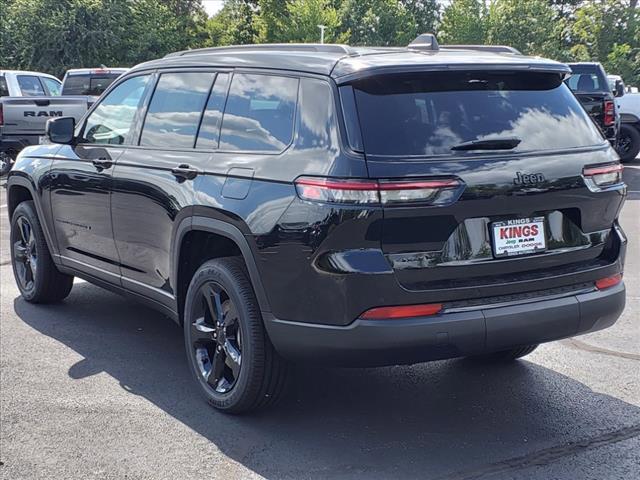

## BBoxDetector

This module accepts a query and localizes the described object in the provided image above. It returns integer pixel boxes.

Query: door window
[17,75,46,96]
[196,73,230,149]
[41,77,62,96]
[219,73,298,152]
[140,72,215,148]
[81,75,150,145]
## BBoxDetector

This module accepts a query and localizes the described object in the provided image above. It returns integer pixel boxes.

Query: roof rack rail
[165,43,357,58]
[407,33,439,52]
[441,45,522,55]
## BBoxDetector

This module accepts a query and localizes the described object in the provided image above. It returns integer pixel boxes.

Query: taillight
[603,100,615,127]
[583,163,623,189]
[595,273,622,290]
[360,303,443,320]
[294,176,463,206]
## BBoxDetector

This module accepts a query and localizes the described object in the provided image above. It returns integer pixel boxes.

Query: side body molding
[172,216,272,316]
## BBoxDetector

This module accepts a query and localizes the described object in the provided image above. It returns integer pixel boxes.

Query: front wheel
[617,124,640,163]
[183,257,288,413]
[10,201,74,302]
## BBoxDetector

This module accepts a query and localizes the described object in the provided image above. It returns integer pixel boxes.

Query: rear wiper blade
[450,137,522,151]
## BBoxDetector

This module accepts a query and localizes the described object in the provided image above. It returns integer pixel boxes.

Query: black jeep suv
[7,36,627,413]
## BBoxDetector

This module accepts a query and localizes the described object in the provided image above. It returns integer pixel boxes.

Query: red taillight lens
[360,303,443,320]
[595,274,622,290]
[295,176,463,206]
[583,163,623,189]
[603,100,615,127]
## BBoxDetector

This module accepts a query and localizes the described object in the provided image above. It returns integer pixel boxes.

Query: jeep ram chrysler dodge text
[7,36,626,413]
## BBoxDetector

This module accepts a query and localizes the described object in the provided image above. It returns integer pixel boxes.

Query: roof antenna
[408,33,439,51]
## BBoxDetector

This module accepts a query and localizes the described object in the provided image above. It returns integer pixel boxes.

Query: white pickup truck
[609,74,640,162]
[0,70,91,174]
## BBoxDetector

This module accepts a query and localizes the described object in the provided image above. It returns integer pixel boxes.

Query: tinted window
[219,73,298,152]
[41,77,61,96]
[196,73,230,149]
[140,72,214,148]
[0,77,8,97]
[82,75,150,145]
[352,71,605,157]
[565,65,608,93]
[62,74,121,95]
[17,75,45,96]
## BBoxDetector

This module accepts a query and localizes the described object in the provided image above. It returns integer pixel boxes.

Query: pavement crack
[562,338,640,361]
[438,424,640,480]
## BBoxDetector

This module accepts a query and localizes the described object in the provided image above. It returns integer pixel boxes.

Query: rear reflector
[295,176,463,206]
[604,100,615,127]
[583,163,623,189]
[595,274,622,290]
[360,303,443,320]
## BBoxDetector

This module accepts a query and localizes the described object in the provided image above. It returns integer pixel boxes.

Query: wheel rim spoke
[207,349,226,389]
[224,339,241,377]
[13,242,27,260]
[203,284,224,325]
[17,218,30,245]
[191,317,216,344]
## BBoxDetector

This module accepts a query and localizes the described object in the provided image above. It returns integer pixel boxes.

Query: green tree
[439,0,487,45]
[339,0,417,46]
[279,0,348,43]
[486,0,562,57]
[207,0,259,46]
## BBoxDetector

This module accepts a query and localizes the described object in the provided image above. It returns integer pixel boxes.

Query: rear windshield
[565,64,609,93]
[62,74,121,96]
[350,71,604,157]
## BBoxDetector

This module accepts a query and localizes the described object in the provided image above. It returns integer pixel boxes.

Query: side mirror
[46,116,75,144]
[614,80,625,98]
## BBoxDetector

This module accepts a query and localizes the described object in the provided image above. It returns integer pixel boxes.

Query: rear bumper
[264,282,625,366]
[0,135,39,155]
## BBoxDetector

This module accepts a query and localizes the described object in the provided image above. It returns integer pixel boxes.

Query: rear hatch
[345,69,625,293]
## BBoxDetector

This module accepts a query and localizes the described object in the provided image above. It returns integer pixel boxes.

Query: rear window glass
[565,65,608,93]
[219,73,298,152]
[351,71,605,157]
[62,74,121,96]
[0,77,8,97]
[17,75,46,96]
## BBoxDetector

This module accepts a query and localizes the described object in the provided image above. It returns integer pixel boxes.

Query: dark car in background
[61,67,128,101]
[565,62,621,151]
[7,37,627,413]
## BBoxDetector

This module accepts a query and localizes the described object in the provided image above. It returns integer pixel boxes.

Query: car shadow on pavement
[13,284,640,480]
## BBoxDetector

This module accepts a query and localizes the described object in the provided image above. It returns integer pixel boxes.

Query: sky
[202,0,224,16]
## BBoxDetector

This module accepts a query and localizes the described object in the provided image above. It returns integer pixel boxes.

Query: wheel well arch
[173,217,271,324]
[7,184,34,218]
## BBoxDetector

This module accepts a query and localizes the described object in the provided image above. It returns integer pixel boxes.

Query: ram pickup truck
[1,70,90,174]
[565,63,620,151]
[61,67,128,102]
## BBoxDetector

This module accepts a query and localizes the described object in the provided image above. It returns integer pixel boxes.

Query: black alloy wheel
[12,215,38,294]
[10,200,74,303]
[183,257,288,413]
[190,281,243,394]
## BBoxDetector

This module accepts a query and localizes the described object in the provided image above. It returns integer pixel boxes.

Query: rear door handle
[171,164,198,180]
[92,159,112,170]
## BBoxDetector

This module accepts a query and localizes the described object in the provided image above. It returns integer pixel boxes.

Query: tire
[183,257,288,413]
[617,124,640,163]
[10,201,74,303]
[0,152,12,176]
[468,344,539,362]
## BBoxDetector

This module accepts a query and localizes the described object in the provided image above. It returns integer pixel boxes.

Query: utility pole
[317,25,327,44]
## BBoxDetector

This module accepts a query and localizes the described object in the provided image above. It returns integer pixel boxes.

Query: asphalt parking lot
[0,166,638,480]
